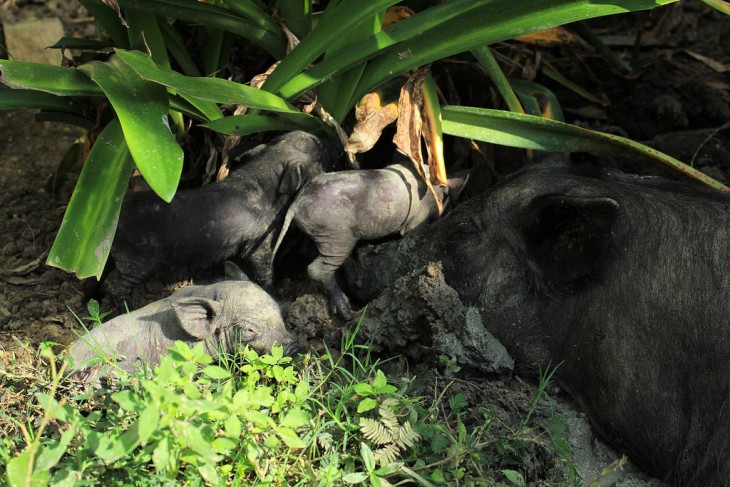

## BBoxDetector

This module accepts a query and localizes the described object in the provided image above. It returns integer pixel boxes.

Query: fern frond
[397,420,421,449]
[379,399,399,433]
[317,432,334,451]
[373,443,401,466]
[360,418,394,445]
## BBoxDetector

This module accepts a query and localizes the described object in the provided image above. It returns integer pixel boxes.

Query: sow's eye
[239,327,258,342]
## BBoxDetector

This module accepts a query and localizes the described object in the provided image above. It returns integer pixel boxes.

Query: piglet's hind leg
[307,236,358,320]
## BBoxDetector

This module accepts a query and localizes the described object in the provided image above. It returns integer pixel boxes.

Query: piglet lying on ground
[69,263,297,383]
[105,130,339,307]
[273,162,459,318]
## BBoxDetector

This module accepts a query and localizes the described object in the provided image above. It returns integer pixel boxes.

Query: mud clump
[355,261,513,374]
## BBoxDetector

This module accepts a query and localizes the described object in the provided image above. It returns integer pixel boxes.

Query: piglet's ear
[223,261,250,281]
[521,194,619,283]
[278,160,305,194]
[171,297,223,339]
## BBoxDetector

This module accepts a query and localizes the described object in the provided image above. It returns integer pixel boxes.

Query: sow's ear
[521,194,619,283]
[278,160,305,194]
[171,297,223,339]
[223,261,250,281]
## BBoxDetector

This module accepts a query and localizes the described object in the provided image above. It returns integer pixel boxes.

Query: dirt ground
[0,1,728,483]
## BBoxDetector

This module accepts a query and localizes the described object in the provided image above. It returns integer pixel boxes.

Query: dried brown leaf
[393,67,443,215]
[382,6,415,29]
[345,91,399,156]
[515,26,578,46]
[102,0,128,27]
[684,50,730,73]
[393,67,427,170]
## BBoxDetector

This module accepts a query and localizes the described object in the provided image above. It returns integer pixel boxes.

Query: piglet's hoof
[330,293,356,321]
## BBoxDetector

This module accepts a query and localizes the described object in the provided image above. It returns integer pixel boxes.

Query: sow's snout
[283,340,300,357]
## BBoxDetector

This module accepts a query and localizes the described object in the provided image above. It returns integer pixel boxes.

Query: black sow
[346,162,730,486]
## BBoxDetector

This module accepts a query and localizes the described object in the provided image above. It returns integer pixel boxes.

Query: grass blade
[471,45,524,114]
[441,105,728,191]
[80,55,184,202]
[509,79,564,121]
[47,119,135,278]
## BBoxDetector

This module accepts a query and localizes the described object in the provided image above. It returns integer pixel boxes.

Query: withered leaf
[345,90,399,157]
[393,66,443,215]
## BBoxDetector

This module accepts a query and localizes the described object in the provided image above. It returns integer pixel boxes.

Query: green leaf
[441,105,728,191]
[118,0,286,58]
[698,0,730,15]
[113,389,144,411]
[202,365,232,380]
[280,408,311,429]
[115,49,313,121]
[224,415,243,438]
[372,370,387,390]
[92,423,143,464]
[275,0,502,100]
[158,20,202,77]
[218,0,282,35]
[197,461,220,485]
[138,402,160,444]
[351,0,677,103]
[354,383,373,396]
[212,437,237,453]
[181,424,221,462]
[6,449,49,487]
[277,0,312,39]
[35,393,79,424]
[78,0,129,48]
[203,114,309,136]
[510,79,564,121]
[317,11,382,123]
[201,27,230,78]
[0,60,101,96]
[471,45,523,114]
[49,37,114,50]
[35,428,76,472]
[360,442,375,472]
[502,469,526,486]
[126,12,170,69]
[276,427,306,449]
[0,88,84,113]
[342,471,369,484]
[47,119,135,278]
[152,437,172,473]
[357,398,378,414]
[262,0,400,94]
[80,55,183,202]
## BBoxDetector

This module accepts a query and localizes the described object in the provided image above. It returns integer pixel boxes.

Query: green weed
[1,325,578,486]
